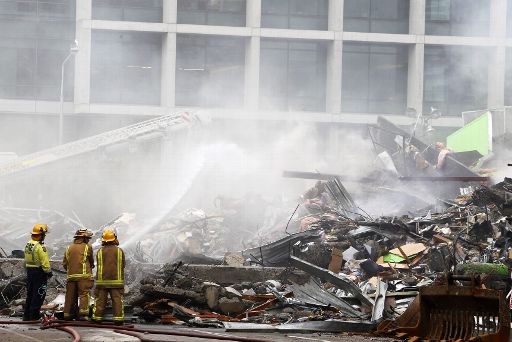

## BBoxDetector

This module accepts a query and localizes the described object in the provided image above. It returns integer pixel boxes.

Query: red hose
[56,326,81,342]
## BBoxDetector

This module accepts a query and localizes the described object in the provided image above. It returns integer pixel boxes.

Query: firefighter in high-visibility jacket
[62,228,94,320]
[92,230,125,325]
[23,223,52,321]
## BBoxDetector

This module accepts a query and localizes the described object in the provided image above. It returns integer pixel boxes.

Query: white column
[409,0,426,35]
[407,0,425,114]
[407,44,424,115]
[162,0,178,108]
[326,40,343,113]
[246,0,261,28]
[488,0,507,108]
[244,0,261,109]
[328,0,343,32]
[327,0,343,113]
[74,0,92,110]
[163,0,178,24]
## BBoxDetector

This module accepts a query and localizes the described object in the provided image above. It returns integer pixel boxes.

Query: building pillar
[74,0,92,110]
[407,0,425,114]
[326,0,343,113]
[162,0,178,108]
[488,0,507,109]
[244,0,261,109]
[407,44,424,115]
[409,0,425,35]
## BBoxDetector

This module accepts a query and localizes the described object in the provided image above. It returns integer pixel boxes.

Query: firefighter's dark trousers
[63,278,93,319]
[24,267,48,320]
[92,287,124,322]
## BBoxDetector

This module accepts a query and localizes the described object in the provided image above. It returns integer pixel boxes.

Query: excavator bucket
[379,285,510,341]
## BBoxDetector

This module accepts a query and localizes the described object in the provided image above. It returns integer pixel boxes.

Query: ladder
[0,111,199,177]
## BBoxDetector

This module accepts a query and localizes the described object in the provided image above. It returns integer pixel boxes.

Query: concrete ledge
[183,264,309,285]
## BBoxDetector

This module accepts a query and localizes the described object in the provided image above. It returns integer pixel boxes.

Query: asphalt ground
[0,322,397,341]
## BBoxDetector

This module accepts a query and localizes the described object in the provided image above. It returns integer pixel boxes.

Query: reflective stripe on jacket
[96,245,125,288]
[62,240,94,280]
[24,239,51,272]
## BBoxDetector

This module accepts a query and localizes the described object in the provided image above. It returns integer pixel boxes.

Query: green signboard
[447,112,492,156]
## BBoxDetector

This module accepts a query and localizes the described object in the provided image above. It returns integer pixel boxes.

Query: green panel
[447,112,491,155]
[383,253,406,263]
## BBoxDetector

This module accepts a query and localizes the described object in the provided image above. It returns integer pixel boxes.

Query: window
[91,31,162,105]
[507,1,512,38]
[261,0,328,30]
[92,0,162,22]
[177,0,246,26]
[176,35,245,107]
[341,43,408,114]
[0,0,75,101]
[423,46,489,116]
[344,0,409,34]
[426,0,490,36]
[260,39,326,111]
[505,49,512,105]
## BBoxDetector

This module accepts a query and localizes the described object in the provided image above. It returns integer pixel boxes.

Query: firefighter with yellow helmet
[62,228,94,320]
[92,229,125,325]
[23,223,52,321]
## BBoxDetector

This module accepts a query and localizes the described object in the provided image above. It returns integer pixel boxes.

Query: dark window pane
[507,2,512,37]
[504,49,512,105]
[92,0,163,22]
[344,0,409,34]
[0,1,75,101]
[426,0,490,36]
[342,43,408,114]
[175,35,245,107]
[261,0,328,30]
[259,39,326,111]
[423,46,489,116]
[177,0,246,26]
[91,31,162,105]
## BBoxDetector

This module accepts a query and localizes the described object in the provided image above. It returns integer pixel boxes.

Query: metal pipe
[59,52,72,146]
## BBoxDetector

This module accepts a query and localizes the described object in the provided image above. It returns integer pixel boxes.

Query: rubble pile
[93,177,509,335]
[0,176,510,337]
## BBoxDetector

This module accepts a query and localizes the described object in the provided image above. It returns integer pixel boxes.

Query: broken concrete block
[202,282,221,310]
[224,286,242,299]
[224,252,245,267]
[264,280,281,290]
[342,246,360,261]
[218,297,245,315]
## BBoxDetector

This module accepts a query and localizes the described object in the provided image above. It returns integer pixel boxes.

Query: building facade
[0,0,511,151]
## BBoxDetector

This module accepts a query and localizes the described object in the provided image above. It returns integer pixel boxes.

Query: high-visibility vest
[96,245,125,287]
[24,239,51,272]
[64,243,93,280]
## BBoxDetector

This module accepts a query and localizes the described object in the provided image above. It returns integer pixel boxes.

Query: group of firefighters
[23,223,126,324]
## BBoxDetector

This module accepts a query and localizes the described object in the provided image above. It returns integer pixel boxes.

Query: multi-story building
[0,0,510,154]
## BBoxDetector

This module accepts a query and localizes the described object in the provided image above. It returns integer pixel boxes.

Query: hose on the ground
[55,326,81,342]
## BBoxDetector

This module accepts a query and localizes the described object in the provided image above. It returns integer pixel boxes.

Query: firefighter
[62,228,94,320]
[92,229,125,325]
[23,223,52,321]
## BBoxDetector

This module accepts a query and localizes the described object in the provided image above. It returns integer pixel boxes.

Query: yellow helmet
[32,223,49,235]
[101,229,117,242]
[74,228,93,238]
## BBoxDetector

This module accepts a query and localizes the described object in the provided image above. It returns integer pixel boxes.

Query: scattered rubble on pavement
[0,117,510,340]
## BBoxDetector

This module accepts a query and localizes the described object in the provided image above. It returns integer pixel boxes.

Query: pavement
[0,322,396,341]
